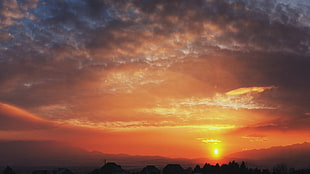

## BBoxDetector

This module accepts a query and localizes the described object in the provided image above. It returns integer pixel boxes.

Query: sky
[0,0,310,160]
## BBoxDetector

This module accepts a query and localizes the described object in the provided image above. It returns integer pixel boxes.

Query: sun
[212,147,220,159]
[205,139,222,159]
[214,148,219,155]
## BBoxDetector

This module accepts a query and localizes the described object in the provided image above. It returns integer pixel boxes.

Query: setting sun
[211,147,221,159]
[214,148,219,155]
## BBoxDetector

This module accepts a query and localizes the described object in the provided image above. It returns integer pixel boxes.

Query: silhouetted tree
[228,160,240,174]
[3,166,15,174]
[240,161,247,169]
[262,169,271,174]
[140,166,160,174]
[163,164,185,174]
[273,164,288,174]
[193,165,201,174]
[89,162,128,174]
[240,161,248,174]
[86,160,310,174]
[54,168,74,174]
[184,167,192,174]
[252,168,261,174]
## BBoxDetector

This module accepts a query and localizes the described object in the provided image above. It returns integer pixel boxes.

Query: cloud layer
[1,0,310,157]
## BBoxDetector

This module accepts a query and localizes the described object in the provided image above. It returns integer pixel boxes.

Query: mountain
[2,140,310,173]
[0,140,102,167]
[226,142,310,169]
[0,140,197,170]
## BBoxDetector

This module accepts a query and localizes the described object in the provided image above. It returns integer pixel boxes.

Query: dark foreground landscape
[1,141,310,174]
[2,161,310,174]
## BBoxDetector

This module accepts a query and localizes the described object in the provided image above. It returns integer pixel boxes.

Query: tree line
[2,161,310,174]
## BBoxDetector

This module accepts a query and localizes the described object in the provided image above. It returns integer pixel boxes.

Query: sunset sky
[0,0,310,161]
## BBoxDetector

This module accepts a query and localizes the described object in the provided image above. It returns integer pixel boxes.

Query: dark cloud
[2,0,309,64]
[0,0,37,28]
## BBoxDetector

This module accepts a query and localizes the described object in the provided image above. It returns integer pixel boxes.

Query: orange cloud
[198,138,222,144]
[0,102,56,130]
[0,102,205,158]
[171,92,275,110]
[241,134,268,142]
[102,67,165,93]
[225,86,276,96]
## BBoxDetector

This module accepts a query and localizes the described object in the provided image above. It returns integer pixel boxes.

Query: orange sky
[0,0,310,162]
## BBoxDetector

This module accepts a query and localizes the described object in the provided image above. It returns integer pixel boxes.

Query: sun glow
[211,146,221,159]
[214,148,219,155]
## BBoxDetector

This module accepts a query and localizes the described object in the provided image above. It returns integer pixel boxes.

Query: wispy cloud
[197,138,222,144]
[0,102,56,130]
[225,86,276,96]
[173,86,276,110]
[56,118,236,131]
[0,0,38,28]
[242,134,268,142]
[102,68,165,93]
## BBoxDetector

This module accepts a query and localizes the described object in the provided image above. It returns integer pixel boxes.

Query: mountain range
[0,140,309,172]
[226,142,310,169]
[0,140,196,171]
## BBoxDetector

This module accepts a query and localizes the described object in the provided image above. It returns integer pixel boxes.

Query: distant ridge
[0,140,101,167]
[1,140,309,170]
[0,140,196,169]
[226,142,310,169]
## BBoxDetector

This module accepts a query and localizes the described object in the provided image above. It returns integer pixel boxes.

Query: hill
[226,142,310,169]
[0,140,196,170]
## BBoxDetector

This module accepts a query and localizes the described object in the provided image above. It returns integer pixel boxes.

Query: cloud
[0,102,221,158]
[2,0,309,70]
[171,86,276,110]
[0,102,55,130]
[242,134,268,142]
[197,138,222,144]
[0,0,38,28]
[225,86,275,96]
[56,118,236,131]
[234,113,310,132]
[102,67,165,94]
[0,0,309,153]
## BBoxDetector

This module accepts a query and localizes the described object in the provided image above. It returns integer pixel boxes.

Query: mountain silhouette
[226,142,310,169]
[1,140,310,171]
[0,140,196,169]
[0,140,102,167]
